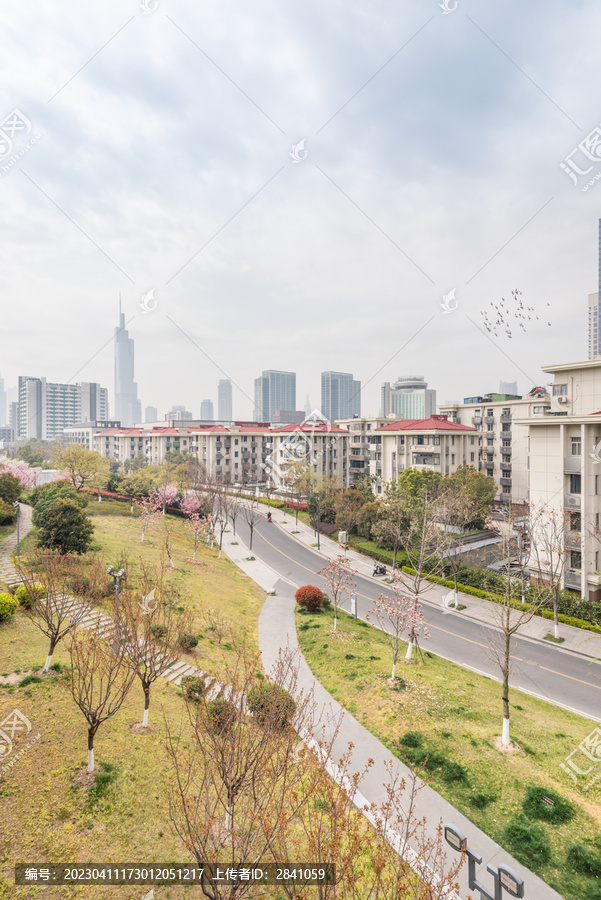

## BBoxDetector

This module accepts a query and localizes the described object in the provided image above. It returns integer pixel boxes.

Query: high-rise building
[588,219,601,360]
[254,370,296,422]
[321,371,361,422]
[200,399,214,420]
[17,376,108,440]
[145,406,158,422]
[0,374,6,426]
[379,376,436,419]
[218,379,233,421]
[114,299,141,426]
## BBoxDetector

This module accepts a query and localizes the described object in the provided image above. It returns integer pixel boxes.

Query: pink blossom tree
[368,582,429,677]
[0,458,38,489]
[180,495,201,517]
[317,555,356,632]
[150,484,178,516]
[137,496,162,543]
[181,497,211,560]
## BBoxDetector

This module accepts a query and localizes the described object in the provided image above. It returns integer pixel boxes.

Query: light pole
[107,566,126,646]
[13,502,20,557]
[316,492,320,550]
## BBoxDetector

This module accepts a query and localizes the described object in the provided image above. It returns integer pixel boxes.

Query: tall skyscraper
[379,376,436,419]
[200,399,214,420]
[321,372,361,422]
[254,370,296,422]
[218,379,233,421]
[588,220,601,360]
[0,374,6,426]
[145,406,158,422]
[114,299,141,426]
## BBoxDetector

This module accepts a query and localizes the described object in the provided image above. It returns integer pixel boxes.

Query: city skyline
[1,1,599,421]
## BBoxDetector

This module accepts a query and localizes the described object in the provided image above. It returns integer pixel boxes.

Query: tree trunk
[143,685,150,728]
[502,631,511,745]
[249,526,254,551]
[405,637,414,661]
[43,637,58,673]
[88,729,95,773]
[391,660,396,679]
[393,544,398,571]
[553,591,559,640]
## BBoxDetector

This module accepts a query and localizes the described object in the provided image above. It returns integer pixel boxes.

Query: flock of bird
[480,289,551,339]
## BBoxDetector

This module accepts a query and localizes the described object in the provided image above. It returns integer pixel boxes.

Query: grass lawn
[298,605,601,900]
[0,521,16,542]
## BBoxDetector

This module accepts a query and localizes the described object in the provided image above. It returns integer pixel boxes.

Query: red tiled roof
[273,422,349,434]
[98,428,144,436]
[375,416,476,433]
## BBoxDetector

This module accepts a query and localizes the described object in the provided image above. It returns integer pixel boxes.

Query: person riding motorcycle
[267,511,272,522]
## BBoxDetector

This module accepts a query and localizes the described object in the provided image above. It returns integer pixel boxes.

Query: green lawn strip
[297,605,601,900]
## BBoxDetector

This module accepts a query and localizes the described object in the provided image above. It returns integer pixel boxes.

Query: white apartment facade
[438,388,551,507]
[367,415,478,494]
[335,416,389,483]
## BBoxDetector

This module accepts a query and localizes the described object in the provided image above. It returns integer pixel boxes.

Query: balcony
[563,457,582,474]
[500,413,512,423]
[564,569,582,589]
[500,477,512,486]
[564,494,581,510]
[471,416,482,426]
[564,531,581,549]
[484,415,495,424]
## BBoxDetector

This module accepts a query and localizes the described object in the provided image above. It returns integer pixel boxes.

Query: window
[487,424,494,432]
[570,512,581,531]
[474,409,481,418]
[570,473,581,494]
[470,452,475,461]
[486,408,493,416]
[503,439,511,447]
[470,436,475,444]
[571,550,582,569]
[433,436,440,445]
[502,424,511,432]
[416,436,424,445]
[451,436,455,445]
[451,454,455,464]
[571,437,581,456]
[502,408,510,415]
[502,485,511,494]
[553,384,568,396]
[502,470,511,478]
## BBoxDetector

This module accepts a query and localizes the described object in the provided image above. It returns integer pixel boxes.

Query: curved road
[235,517,601,724]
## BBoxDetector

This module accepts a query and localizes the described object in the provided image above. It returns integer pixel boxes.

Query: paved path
[0,504,32,588]
[222,530,565,900]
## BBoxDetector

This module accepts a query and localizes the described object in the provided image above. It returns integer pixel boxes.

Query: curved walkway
[0,504,32,588]
[224,533,564,900]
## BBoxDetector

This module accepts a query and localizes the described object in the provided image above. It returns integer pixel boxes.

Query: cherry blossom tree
[317,555,356,632]
[137,496,162,543]
[368,582,429,678]
[0,457,38,489]
[181,496,211,561]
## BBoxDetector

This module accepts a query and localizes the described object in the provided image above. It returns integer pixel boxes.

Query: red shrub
[295,584,325,612]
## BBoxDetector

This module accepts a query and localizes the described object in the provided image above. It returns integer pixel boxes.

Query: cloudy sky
[1,0,601,421]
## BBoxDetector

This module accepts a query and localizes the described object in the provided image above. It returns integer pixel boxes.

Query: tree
[317,555,356,632]
[227,493,241,536]
[357,499,380,539]
[528,504,569,641]
[0,457,37,489]
[372,480,409,570]
[334,488,365,537]
[18,550,96,671]
[137,496,162,543]
[119,570,192,727]
[445,464,496,529]
[150,483,178,516]
[241,501,262,551]
[53,445,108,492]
[367,581,428,679]
[67,628,136,772]
[36,498,94,555]
[0,473,21,505]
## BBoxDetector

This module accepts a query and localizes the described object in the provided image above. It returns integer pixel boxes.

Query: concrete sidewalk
[274,511,601,661]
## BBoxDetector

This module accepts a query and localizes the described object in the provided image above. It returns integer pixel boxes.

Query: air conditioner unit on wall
[566,496,580,508]
[557,396,569,404]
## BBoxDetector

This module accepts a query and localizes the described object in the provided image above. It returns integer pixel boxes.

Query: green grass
[298,605,601,900]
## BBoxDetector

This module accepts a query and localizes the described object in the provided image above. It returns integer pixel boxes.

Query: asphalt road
[236,516,601,724]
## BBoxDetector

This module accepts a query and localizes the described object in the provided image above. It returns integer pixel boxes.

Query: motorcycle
[267,512,272,522]
[373,563,387,576]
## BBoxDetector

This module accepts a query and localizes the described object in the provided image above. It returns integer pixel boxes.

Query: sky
[1,0,601,421]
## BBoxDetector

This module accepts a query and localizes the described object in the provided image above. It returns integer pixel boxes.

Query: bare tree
[317,555,357,632]
[18,550,96,671]
[67,628,136,772]
[227,493,241,537]
[367,580,428,680]
[528,503,570,640]
[241,500,262,551]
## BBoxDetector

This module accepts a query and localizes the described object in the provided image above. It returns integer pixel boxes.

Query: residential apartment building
[254,370,296,422]
[93,421,350,490]
[367,416,477,493]
[18,376,109,440]
[63,421,121,450]
[335,416,389,482]
[516,358,601,601]
[380,376,436,419]
[321,372,361,422]
[438,388,551,507]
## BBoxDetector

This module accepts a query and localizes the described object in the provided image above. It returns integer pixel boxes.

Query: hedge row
[401,567,601,635]
[348,536,409,569]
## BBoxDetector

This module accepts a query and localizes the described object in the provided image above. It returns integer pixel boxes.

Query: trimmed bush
[19,675,42,687]
[180,633,199,651]
[502,817,552,871]
[413,750,448,772]
[14,583,45,609]
[0,499,16,524]
[566,843,601,877]
[522,785,575,825]
[295,585,325,612]
[207,697,237,734]
[399,731,423,749]
[247,682,296,729]
[181,675,206,702]
[0,592,18,621]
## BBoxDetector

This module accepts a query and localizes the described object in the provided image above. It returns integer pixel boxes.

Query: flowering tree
[368,582,429,678]
[0,457,37,489]
[180,495,201,517]
[187,512,211,560]
[317,555,356,632]
[137,496,162,543]
[150,483,178,515]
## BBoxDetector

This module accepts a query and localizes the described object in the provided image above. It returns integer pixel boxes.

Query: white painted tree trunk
[405,640,414,661]
[43,654,53,673]
[453,588,458,607]
[88,748,94,773]
[391,661,396,679]
[502,717,510,746]
[554,621,559,639]
[143,708,149,728]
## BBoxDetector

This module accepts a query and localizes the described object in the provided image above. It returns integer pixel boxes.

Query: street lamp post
[106,566,126,647]
[316,492,320,551]
[13,502,20,557]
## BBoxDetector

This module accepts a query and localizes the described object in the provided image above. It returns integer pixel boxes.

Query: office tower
[254,370,296,422]
[9,401,18,435]
[200,399,214,420]
[0,375,6,425]
[379,376,436,419]
[145,406,158,422]
[218,379,233,421]
[321,371,361,422]
[114,298,142,426]
[17,376,108,439]
[304,394,311,417]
